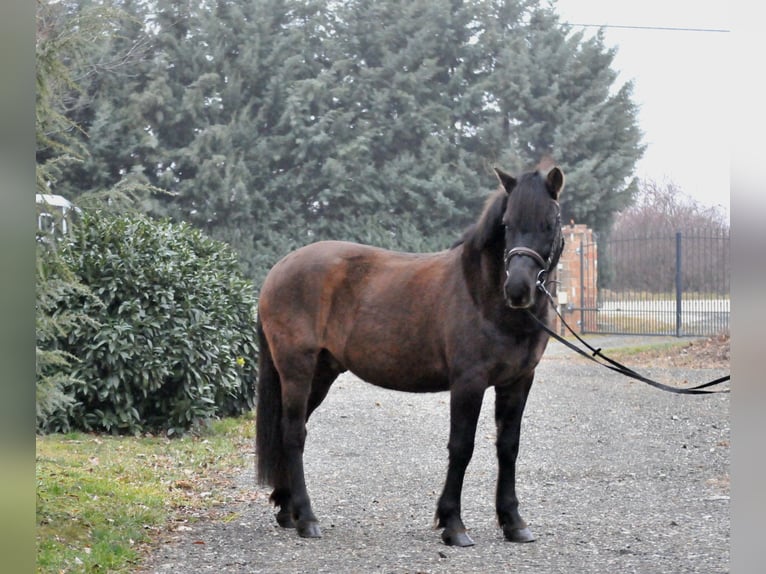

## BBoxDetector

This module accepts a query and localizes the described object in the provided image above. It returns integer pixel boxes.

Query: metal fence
[579,230,730,337]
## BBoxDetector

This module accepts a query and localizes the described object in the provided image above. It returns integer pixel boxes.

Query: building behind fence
[556,226,730,337]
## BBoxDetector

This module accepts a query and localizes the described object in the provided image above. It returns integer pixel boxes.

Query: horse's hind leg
[277,373,321,538]
[270,358,339,531]
[274,350,342,539]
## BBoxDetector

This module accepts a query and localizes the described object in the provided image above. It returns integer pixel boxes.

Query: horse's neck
[459,243,504,308]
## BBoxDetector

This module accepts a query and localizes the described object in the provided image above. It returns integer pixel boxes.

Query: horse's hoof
[276,510,296,529]
[503,525,536,543]
[442,528,475,547]
[297,521,322,538]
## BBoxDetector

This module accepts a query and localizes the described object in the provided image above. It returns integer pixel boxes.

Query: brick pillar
[555,223,597,334]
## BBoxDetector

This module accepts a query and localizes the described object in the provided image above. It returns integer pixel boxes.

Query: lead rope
[528,279,730,395]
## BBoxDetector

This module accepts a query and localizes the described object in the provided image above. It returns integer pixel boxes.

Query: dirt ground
[614,333,730,369]
[140,334,730,573]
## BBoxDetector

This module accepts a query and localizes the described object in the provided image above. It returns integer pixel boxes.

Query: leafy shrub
[35,241,100,431]
[37,211,258,435]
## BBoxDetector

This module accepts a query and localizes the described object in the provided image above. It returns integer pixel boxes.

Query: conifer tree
[42,0,646,284]
[477,5,644,231]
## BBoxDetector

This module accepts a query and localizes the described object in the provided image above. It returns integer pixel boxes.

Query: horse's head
[495,167,565,310]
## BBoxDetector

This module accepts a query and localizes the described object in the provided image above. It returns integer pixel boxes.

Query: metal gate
[579,231,730,337]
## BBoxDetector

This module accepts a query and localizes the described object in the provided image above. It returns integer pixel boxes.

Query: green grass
[36,414,254,573]
[603,340,690,357]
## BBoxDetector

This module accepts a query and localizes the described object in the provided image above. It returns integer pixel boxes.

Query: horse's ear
[546,167,564,199]
[493,167,516,194]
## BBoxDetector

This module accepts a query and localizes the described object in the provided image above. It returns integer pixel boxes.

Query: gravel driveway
[141,336,730,574]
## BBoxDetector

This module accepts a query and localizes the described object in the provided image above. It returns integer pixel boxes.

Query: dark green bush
[37,211,258,435]
[35,241,101,431]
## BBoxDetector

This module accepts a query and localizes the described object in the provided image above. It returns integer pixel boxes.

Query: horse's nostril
[504,280,534,309]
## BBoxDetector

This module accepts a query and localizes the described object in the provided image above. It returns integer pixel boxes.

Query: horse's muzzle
[503,248,548,309]
[503,273,536,309]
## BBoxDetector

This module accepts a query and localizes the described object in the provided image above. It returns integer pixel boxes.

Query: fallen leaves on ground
[617,333,730,369]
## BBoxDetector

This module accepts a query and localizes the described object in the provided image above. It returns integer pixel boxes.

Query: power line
[566,23,730,33]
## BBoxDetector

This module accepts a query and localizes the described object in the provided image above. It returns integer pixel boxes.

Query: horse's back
[258,240,460,391]
[261,240,429,298]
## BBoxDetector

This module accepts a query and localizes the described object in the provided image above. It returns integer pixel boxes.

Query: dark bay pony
[256,167,565,546]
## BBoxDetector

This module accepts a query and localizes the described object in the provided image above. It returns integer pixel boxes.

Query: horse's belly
[351,369,450,393]
[343,353,450,394]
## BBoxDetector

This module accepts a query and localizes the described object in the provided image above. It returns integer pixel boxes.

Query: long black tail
[255,320,284,486]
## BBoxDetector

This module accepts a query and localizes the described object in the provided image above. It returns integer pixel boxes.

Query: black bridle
[501,223,729,395]
[502,221,564,308]
[502,200,564,298]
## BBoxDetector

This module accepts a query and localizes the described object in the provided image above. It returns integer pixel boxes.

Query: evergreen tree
[477,5,644,232]
[297,0,488,249]
[35,0,131,424]
[42,0,645,285]
[47,0,160,208]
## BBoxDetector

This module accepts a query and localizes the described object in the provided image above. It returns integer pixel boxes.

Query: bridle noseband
[503,246,547,271]
[503,246,551,302]
[503,241,560,298]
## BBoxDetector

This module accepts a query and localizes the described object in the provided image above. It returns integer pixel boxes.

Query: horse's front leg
[436,382,485,547]
[495,374,536,542]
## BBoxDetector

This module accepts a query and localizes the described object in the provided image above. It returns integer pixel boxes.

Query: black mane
[451,187,508,252]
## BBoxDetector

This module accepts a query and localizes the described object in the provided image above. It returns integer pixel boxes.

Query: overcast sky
[553,0,730,215]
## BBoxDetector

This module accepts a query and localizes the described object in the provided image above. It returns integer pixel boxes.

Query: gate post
[557,223,597,334]
[675,231,683,337]
[579,238,585,330]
